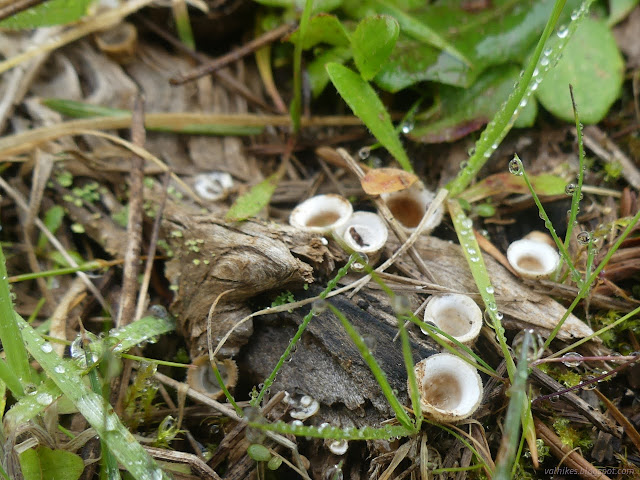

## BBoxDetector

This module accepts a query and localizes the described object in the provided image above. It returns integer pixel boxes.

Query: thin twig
[169,23,295,85]
[117,95,145,327]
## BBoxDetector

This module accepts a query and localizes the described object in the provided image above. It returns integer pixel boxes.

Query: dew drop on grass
[571,9,579,20]
[508,157,523,176]
[561,352,583,367]
[577,231,590,245]
[41,343,53,353]
[540,57,550,67]
[54,365,65,374]
[358,147,370,160]
[565,183,576,195]
[350,252,368,272]
[549,395,560,403]
[312,300,328,315]
[557,25,568,38]
[485,285,495,294]
[401,122,414,134]
[512,329,544,361]
[36,393,53,405]
[328,439,348,455]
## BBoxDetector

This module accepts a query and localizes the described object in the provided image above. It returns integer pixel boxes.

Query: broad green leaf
[20,446,84,480]
[375,0,582,92]
[373,0,471,66]
[252,0,342,13]
[307,46,352,97]
[409,65,537,143]
[536,18,624,124]
[226,173,280,222]
[287,14,350,49]
[459,172,567,203]
[326,63,412,172]
[351,15,399,80]
[0,0,94,29]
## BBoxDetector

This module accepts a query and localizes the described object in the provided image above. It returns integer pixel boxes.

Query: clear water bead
[561,352,583,368]
[565,183,576,195]
[581,375,597,390]
[557,25,568,38]
[508,157,523,176]
[358,147,370,160]
[577,231,590,245]
[312,300,328,315]
[485,285,495,294]
[350,252,368,272]
[41,343,53,353]
[512,329,544,361]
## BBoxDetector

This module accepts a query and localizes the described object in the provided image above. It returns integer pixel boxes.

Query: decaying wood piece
[241,289,438,426]
[161,202,331,357]
[412,236,595,342]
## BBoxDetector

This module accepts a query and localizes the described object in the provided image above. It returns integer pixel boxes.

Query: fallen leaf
[361,168,418,195]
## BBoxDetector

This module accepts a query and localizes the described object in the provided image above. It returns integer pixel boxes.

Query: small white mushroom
[335,211,388,265]
[289,194,353,234]
[193,172,234,201]
[186,356,238,400]
[507,238,560,279]
[422,294,483,345]
[380,181,443,234]
[412,353,483,423]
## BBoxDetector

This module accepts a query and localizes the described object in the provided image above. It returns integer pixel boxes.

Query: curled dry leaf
[360,167,418,195]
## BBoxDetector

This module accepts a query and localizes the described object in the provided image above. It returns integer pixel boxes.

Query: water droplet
[312,300,328,315]
[36,393,53,406]
[543,48,552,56]
[291,420,304,428]
[484,310,495,328]
[329,439,348,455]
[358,147,370,160]
[565,183,576,195]
[557,25,568,38]
[349,252,368,272]
[508,157,523,176]
[392,295,411,316]
[485,285,495,294]
[549,395,560,403]
[460,160,468,170]
[41,343,53,353]
[561,352,583,368]
[577,231,590,245]
[470,256,480,263]
[325,464,344,480]
[519,99,527,108]
[488,301,498,311]
[540,57,550,67]
[483,151,491,158]
[511,329,544,361]
[462,218,473,229]
[401,122,414,134]
[54,365,65,374]
[530,82,539,91]
[495,311,503,321]
[571,9,579,20]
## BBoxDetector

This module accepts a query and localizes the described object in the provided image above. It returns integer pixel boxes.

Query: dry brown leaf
[360,167,417,195]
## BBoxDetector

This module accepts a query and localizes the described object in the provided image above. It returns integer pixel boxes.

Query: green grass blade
[494,331,532,479]
[18,317,171,480]
[448,200,515,379]
[326,63,413,172]
[0,245,31,392]
[327,304,416,431]
[397,318,421,429]
[248,420,411,441]
[0,0,93,29]
[290,0,314,132]
[373,0,472,66]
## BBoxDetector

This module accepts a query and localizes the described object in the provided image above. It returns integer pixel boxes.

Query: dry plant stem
[144,446,221,480]
[0,114,363,159]
[534,417,613,480]
[336,148,437,285]
[169,23,295,85]
[154,372,311,480]
[0,0,157,75]
[592,389,640,455]
[49,277,86,357]
[0,0,46,21]
[0,175,114,318]
[117,95,145,327]
[529,367,621,435]
[137,16,275,113]
[134,172,170,322]
[581,125,640,190]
